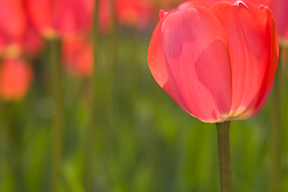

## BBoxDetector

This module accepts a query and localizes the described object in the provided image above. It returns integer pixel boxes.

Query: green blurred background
[0,16,288,192]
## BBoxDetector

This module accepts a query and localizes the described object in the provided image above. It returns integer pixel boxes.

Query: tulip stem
[270,47,282,192]
[216,121,232,192]
[49,39,64,192]
[84,0,99,191]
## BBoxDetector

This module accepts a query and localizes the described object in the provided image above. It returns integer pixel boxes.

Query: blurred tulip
[62,36,93,77]
[0,0,26,37]
[0,0,26,55]
[265,0,288,43]
[148,1,278,123]
[5,21,44,59]
[19,22,44,58]
[156,0,187,9]
[176,1,194,10]
[99,0,113,33]
[188,0,221,7]
[25,0,94,39]
[0,59,33,101]
[115,0,153,28]
[0,0,44,58]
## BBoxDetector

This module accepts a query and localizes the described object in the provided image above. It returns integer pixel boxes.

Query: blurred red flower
[148,1,278,122]
[19,21,44,58]
[188,0,222,7]
[62,36,93,77]
[0,59,33,101]
[0,0,43,58]
[155,0,187,9]
[115,0,153,28]
[266,0,288,43]
[99,0,113,33]
[25,0,94,39]
[0,0,26,55]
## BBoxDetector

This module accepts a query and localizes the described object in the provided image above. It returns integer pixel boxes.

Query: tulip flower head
[25,0,94,39]
[189,0,288,44]
[19,22,44,58]
[0,59,33,101]
[188,0,222,7]
[220,0,288,44]
[148,1,278,123]
[62,36,93,77]
[265,0,288,44]
[0,0,26,56]
[116,0,153,28]
[188,0,272,7]
[99,0,113,33]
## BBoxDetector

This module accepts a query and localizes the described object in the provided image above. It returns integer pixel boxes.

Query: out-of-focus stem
[216,121,232,192]
[49,39,64,192]
[270,47,282,192]
[84,0,99,191]
[101,0,118,189]
[4,103,26,192]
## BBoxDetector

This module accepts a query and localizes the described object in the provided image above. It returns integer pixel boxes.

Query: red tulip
[188,0,222,7]
[148,1,278,123]
[99,0,113,33]
[188,0,288,42]
[115,0,153,28]
[188,0,272,7]
[62,36,93,77]
[224,0,288,43]
[0,0,26,55]
[0,25,43,59]
[156,0,187,8]
[25,0,94,39]
[0,0,43,58]
[19,22,44,58]
[265,0,288,42]
[5,21,44,58]
[245,0,271,5]
[0,59,33,101]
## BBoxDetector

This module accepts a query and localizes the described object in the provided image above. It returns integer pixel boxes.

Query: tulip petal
[0,59,33,101]
[0,0,26,38]
[210,1,278,119]
[232,80,274,120]
[269,0,288,41]
[26,0,93,38]
[159,9,168,19]
[26,0,55,37]
[54,0,93,38]
[188,0,221,8]
[177,2,194,11]
[148,10,191,116]
[148,7,232,122]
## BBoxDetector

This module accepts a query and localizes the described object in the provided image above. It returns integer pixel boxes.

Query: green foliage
[0,32,286,192]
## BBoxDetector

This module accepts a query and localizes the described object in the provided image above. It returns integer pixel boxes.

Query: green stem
[84,0,99,191]
[4,103,26,192]
[270,47,282,192]
[49,39,64,192]
[102,0,118,189]
[107,0,117,115]
[216,121,232,192]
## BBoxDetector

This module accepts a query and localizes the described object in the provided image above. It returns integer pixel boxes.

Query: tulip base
[216,121,232,192]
